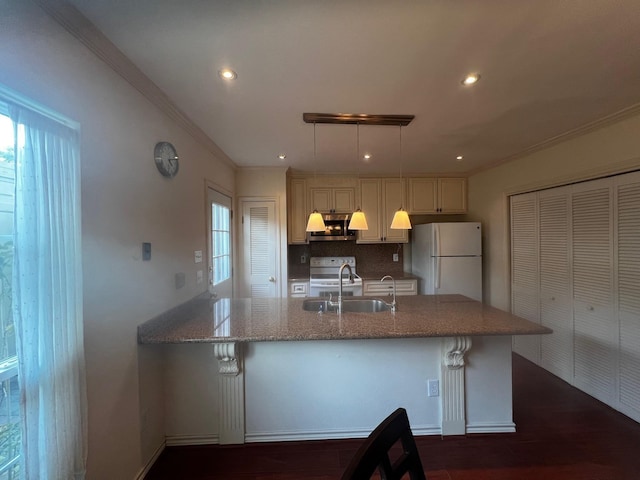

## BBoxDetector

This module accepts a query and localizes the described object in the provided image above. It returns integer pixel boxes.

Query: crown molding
[34,0,236,170]
[468,101,640,176]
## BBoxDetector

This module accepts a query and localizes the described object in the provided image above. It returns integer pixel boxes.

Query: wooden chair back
[341,408,427,480]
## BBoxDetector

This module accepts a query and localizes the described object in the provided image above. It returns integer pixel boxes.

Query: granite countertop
[137,294,552,344]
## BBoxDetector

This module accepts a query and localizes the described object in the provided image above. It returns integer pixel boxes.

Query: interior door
[208,188,233,299]
[240,199,279,297]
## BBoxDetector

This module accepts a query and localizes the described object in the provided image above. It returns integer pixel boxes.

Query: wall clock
[154,141,179,178]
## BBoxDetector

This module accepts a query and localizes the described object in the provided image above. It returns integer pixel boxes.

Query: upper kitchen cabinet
[358,178,408,243]
[287,177,308,244]
[309,187,355,213]
[408,177,467,214]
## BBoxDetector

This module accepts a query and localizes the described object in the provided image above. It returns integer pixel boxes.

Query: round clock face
[154,141,179,178]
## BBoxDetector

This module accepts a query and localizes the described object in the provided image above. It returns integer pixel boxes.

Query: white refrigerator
[411,222,482,301]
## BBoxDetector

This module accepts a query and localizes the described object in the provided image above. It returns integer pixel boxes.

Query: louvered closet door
[616,171,640,419]
[538,188,573,382]
[510,192,541,363]
[241,200,278,298]
[572,181,616,405]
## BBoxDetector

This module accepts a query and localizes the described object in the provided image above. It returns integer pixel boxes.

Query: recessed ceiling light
[278,154,286,160]
[461,73,480,86]
[456,155,464,161]
[363,154,371,161]
[219,68,237,80]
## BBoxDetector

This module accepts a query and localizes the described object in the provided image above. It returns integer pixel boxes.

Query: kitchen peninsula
[138,294,550,445]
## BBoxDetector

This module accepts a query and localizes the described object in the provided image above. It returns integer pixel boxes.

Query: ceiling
[66,0,640,175]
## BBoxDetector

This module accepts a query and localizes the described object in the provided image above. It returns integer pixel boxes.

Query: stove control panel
[310,256,356,268]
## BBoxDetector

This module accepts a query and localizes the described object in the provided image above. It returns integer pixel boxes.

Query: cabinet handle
[587,306,594,311]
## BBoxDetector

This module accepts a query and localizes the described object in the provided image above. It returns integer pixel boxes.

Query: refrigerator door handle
[435,256,441,289]
[434,223,440,257]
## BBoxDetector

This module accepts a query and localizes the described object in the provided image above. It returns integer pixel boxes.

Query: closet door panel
[572,184,616,405]
[616,175,640,418]
[538,189,573,382]
[510,193,540,363]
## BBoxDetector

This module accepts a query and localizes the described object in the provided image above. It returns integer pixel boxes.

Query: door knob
[268,276,276,283]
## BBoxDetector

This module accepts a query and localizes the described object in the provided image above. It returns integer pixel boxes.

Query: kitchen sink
[302,298,391,313]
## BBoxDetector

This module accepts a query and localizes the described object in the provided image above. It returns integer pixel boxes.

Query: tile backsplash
[288,242,405,278]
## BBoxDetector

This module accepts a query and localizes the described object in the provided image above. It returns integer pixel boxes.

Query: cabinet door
[309,188,332,212]
[287,178,308,244]
[616,171,640,416]
[358,179,383,243]
[438,178,467,213]
[538,187,573,383]
[572,182,615,405]
[382,179,408,243]
[408,178,437,214]
[333,188,355,213]
[510,192,541,363]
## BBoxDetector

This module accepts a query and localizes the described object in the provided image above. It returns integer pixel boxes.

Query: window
[211,202,231,286]
[0,111,19,480]
[0,84,86,479]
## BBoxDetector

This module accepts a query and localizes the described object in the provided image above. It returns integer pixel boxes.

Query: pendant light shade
[306,210,326,232]
[390,208,412,230]
[390,125,412,230]
[350,123,368,230]
[305,123,326,232]
[348,209,368,230]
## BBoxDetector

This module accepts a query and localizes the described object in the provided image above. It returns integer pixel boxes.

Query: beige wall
[468,113,640,310]
[0,2,235,478]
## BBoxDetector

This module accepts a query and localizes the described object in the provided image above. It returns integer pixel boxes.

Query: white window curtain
[8,102,87,480]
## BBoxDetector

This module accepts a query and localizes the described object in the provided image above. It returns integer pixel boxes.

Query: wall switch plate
[428,379,439,397]
[194,250,203,263]
[301,254,306,264]
[393,253,399,262]
[196,270,203,284]
[142,242,151,261]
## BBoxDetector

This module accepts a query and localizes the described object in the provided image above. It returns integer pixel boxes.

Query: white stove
[309,256,363,297]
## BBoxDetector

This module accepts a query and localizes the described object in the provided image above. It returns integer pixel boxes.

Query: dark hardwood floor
[145,354,640,479]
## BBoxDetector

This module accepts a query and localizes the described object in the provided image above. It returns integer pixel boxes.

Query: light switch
[194,250,203,263]
[142,242,151,261]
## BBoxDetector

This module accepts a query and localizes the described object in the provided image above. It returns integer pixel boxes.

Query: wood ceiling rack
[303,113,414,126]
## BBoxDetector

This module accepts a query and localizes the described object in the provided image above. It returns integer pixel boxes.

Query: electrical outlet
[427,379,439,397]
[393,253,399,262]
[301,254,306,264]
[196,270,203,284]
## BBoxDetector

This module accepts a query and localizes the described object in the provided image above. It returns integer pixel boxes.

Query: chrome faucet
[380,275,397,312]
[337,262,354,314]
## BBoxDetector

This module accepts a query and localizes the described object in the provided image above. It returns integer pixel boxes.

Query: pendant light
[390,125,412,230]
[306,123,326,232]
[348,123,368,230]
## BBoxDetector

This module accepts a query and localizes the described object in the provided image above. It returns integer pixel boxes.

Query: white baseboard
[135,440,165,480]
[466,421,516,434]
[245,424,441,443]
[165,434,220,446]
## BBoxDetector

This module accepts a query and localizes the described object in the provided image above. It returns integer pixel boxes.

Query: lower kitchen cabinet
[288,280,309,298]
[363,278,417,296]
